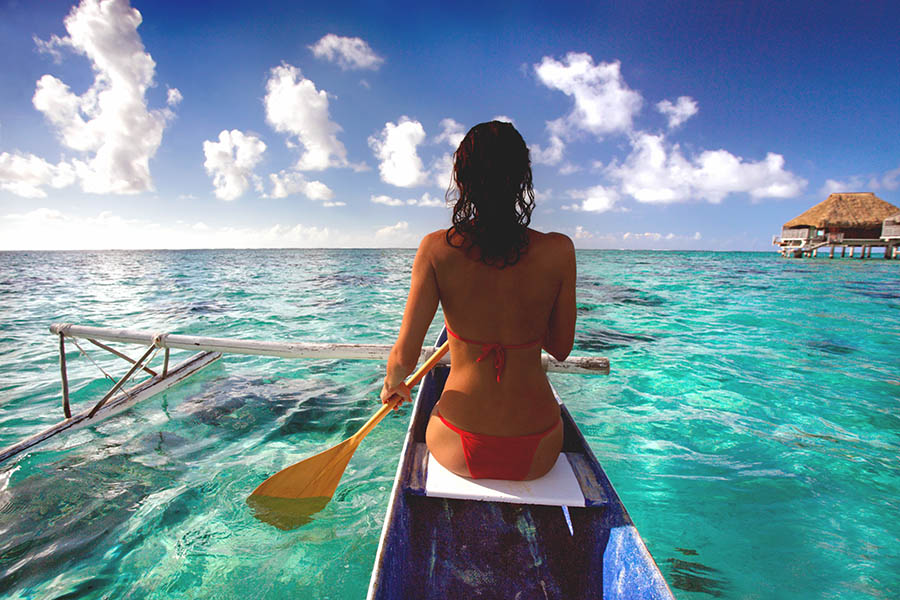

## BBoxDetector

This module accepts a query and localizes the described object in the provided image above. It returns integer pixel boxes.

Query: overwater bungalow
[774,192,900,259]
[883,212,900,252]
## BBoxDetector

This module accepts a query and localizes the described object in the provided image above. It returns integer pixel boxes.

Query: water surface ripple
[0,249,897,599]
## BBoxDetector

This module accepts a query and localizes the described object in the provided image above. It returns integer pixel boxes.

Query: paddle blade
[247,342,449,528]
[250,437,360,499]
[246,495,330,531]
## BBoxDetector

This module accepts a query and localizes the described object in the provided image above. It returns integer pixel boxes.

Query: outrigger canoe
[367,331,674,599]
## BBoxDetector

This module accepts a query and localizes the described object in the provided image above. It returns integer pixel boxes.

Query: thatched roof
[784,193,900,229]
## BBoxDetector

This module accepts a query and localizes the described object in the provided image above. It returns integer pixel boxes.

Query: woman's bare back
[422,228,575,479]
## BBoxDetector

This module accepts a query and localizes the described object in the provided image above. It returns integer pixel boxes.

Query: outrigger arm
[0,323,610,466]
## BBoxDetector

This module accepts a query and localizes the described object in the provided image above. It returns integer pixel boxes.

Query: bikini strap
[445,323,542,383]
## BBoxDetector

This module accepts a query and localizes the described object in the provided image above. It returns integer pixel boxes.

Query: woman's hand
[380,378,411,410]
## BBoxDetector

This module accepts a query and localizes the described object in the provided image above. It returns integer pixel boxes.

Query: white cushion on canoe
[425,453,585,507]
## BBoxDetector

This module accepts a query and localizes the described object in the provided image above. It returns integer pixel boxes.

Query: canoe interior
[368,339,673,599]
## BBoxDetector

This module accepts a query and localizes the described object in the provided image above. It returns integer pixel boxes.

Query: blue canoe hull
[367,337,674,599]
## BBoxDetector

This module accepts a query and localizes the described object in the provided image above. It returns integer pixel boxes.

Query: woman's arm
[381,233,441,406]
[543,233,576,361]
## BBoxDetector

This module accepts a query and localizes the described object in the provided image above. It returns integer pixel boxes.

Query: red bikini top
[445,323,542,382]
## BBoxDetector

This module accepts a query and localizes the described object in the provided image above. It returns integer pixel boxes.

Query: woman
[380,121,576,481]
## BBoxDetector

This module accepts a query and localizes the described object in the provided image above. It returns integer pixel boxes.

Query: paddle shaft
[351,340,449,443]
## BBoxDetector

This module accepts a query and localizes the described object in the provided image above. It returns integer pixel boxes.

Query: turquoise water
[0,249,898,599]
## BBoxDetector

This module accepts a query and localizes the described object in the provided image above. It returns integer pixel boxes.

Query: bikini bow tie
[475,343,506,383]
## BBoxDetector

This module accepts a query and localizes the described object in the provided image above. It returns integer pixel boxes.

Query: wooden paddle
[247,340,450,529]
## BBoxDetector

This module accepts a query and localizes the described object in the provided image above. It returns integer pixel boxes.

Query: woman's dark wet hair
[446,120,535,267]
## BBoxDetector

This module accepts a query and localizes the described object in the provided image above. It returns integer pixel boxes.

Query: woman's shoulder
[419,228,450,250]
[529,229,575,254]
[415,229,452,260]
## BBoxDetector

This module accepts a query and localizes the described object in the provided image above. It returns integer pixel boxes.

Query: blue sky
[1,0,898,250]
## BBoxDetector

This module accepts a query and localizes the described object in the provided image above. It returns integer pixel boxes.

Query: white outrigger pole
[0,323,610,465]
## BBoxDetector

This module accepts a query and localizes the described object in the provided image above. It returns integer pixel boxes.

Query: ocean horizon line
[0,246,776,254]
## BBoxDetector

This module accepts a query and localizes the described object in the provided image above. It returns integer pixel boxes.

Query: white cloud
[268,170,334,202]
[5,207,67,221]
[573,225,593,240]
[534,53,643,140]
[492,115,515,125]
[371,194,405,207]
[34,34,64,63]
[322,200,346,207]
[430,119,465,188]
[264,63,348,171]
[431,151,455,190]
[562,185,620,213]
[167,87,183,107]
[820,177,866,196]
[570,228,704,250]
[0,152,76,198]
[371,192,444,207]
[623,231,701,242]
[559,162,581,175]
[375,220,414,242]
[530,135,565,166]
[14,0,177,196]
[368,117,429,187]
[416,192,444,207]
[608,132,807,204]
[819,164,900,196]
[0,207,333,250]
[434,118,465,148]
[656,96,698,129]
[533,188,553,204]
[623,231,670,241]
[0,207,433,249]
[202,129,266,201]
[309,34,384,71]
[884,166,900,190]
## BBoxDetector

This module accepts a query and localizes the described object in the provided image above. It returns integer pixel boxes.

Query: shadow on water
[577,276,666,307]
[177,375,346,434]
[52,576,113,600]
[576,328,656,351]
[594,283,666,307]
[666,554,728,598]
[187,300,229,314]
[807,340,856,356]
[171,374,375,448]
[843,279,900,303]
[852,289,900,301]
[0,451,180,597]
[266,391,371,441]
[179,392,248,427]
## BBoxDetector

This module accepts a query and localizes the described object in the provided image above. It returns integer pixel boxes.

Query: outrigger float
[1,323,672,598]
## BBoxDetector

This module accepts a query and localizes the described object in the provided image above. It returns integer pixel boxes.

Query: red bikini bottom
[436,411,559,481]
